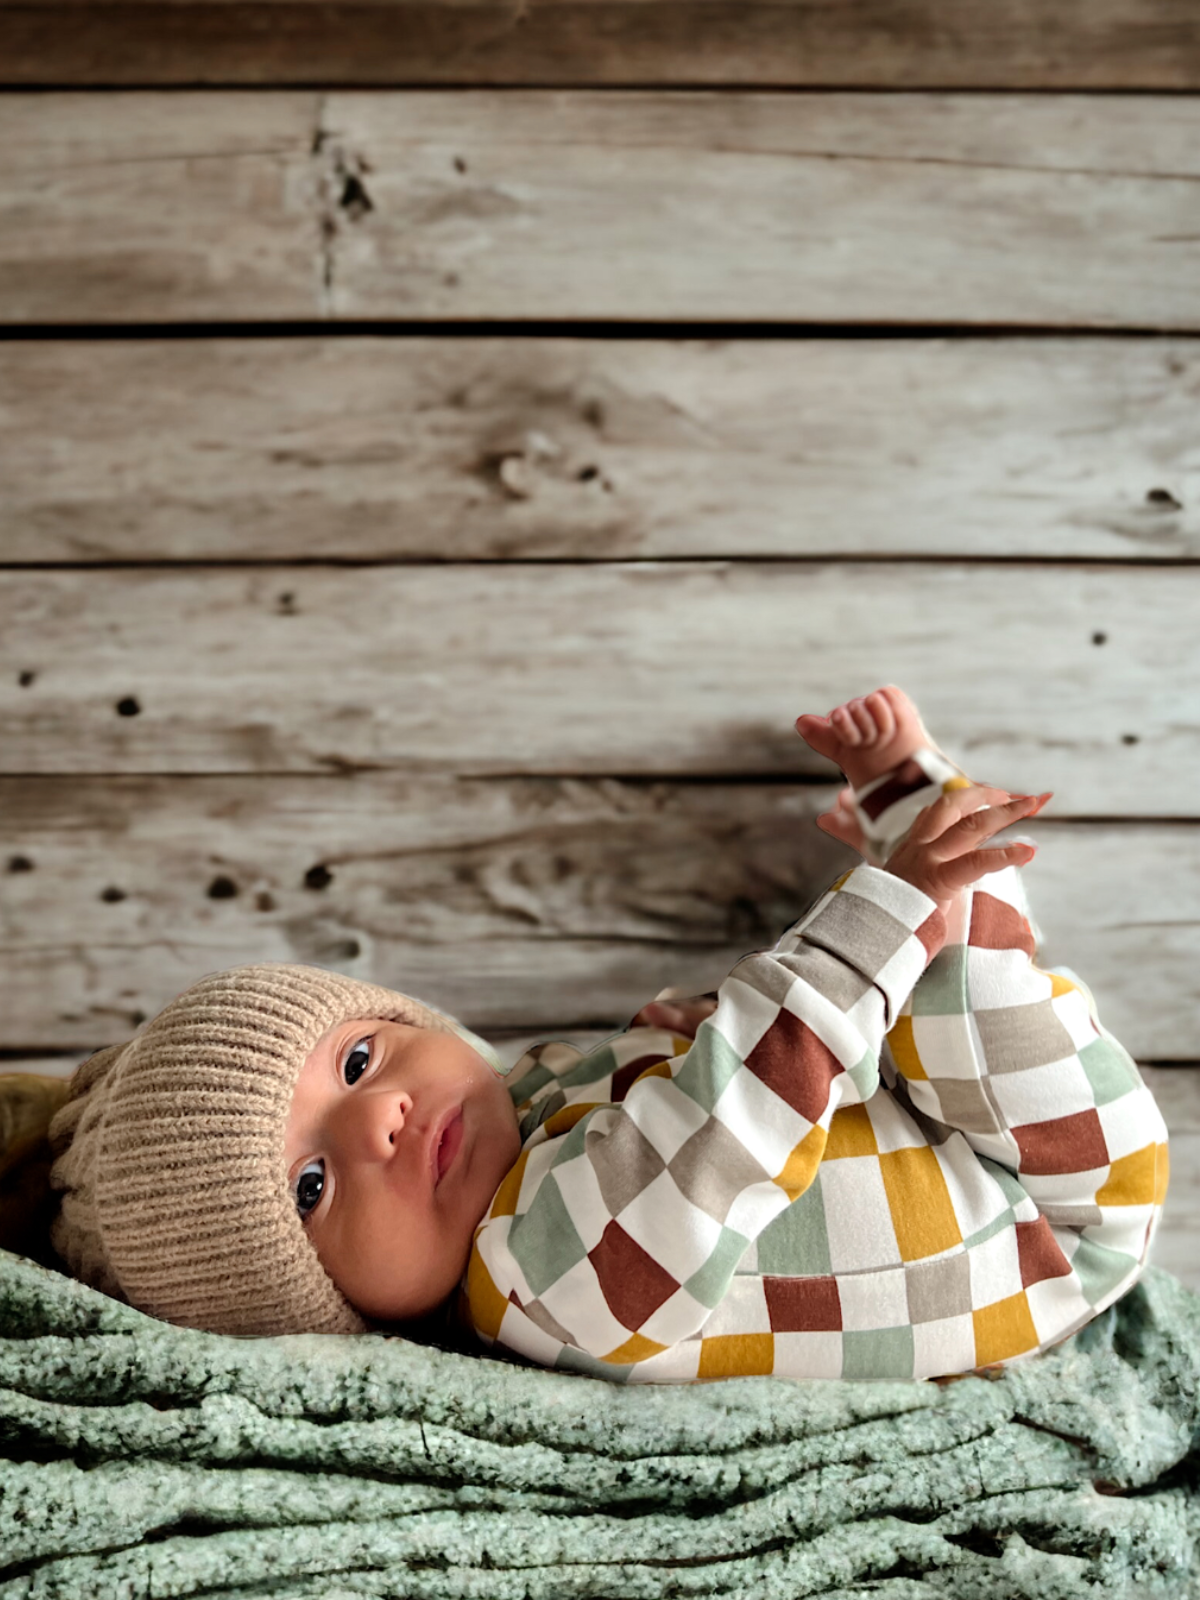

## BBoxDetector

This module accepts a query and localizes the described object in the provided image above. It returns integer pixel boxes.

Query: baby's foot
[795,686,939,792]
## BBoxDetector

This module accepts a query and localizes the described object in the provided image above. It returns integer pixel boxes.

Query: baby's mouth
[434,1108,464,1185]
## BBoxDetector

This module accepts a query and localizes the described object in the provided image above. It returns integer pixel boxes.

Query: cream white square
[550,1147,618,1253]
[712,970,784,1059]
[837,1266,910,1331]
[540,1256,632,1356]
[1025,1273,1091,1345]
[865,1093,928,1155]
[1097,1096,1167,1163]
[623,1075,710,1164]
[912,1314,976,1379]
[987,1056,1096,1127]
[772,1330,845,1380]
[713,1068,809,1175]
[700,1274,771,1338]
[899,1012,988,1081]
[629,1341,701,1382]
[967,946,1050,1011]
[618,1169,723,1282]
[640,1284,715,1347]
[818,1158,903,1273]
[967,1226,1023,1308]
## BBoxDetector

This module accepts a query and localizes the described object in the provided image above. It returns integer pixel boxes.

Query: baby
[47,687,1169,1382]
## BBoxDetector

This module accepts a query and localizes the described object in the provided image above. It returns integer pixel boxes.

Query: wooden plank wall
[1,5,1197,1290]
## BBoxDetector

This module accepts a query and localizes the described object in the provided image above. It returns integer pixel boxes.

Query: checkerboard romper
[462,750,1170,1382]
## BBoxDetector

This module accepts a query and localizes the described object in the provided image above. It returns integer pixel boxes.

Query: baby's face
[284,1016,521,1322]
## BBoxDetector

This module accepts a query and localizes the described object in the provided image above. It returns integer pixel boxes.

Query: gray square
[668,1115,772,1225]
[973,1000,1076,1075]
[906,1251,972,1324]
[800,892,911,982]
[586,1116,667,1218]
[928,1077,1003,1137]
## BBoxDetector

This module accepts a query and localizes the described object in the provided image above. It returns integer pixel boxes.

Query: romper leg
[860,759,1169,1364]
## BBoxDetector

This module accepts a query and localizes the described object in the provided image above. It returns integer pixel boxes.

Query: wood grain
[1,562,1194,811]
[1,773,1196,1056]
[2,335,1196,563]
[3,1,1198,89]
[3,92,1199,325]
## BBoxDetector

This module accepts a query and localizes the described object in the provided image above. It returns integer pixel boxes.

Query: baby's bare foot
[795,686,937,792]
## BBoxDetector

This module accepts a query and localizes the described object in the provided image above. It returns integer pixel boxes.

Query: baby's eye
[343,1035,373,1086]
[294,1158,325,1219]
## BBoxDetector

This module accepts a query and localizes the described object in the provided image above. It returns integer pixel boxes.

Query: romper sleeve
[466,863,945,1365]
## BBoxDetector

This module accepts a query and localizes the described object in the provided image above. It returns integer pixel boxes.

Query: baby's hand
[628,993,718,1038]
[885,785,1051,916]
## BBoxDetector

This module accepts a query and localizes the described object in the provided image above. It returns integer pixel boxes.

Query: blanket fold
[0,1250,1197,1598]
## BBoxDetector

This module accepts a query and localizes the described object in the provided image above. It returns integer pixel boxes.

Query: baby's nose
[352,1088,414,1162]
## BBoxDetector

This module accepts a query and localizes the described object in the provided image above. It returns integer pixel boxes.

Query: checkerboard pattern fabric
[462,750,1169,1382]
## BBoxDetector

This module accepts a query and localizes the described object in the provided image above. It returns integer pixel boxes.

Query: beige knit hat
[47,962,506,1337]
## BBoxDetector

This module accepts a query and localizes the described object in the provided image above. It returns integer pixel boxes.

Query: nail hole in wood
[305,864,333,890]
[255,891,276,912]
[100,887,127,903]
[1091,632,1107,646]
[18,671,35,687]
[7,856,33,873]
[207,876,238,899]
[1146,487,1182,510]
[116,696,141,717]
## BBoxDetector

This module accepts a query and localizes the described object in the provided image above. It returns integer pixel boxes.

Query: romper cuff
[777,862,946,1028]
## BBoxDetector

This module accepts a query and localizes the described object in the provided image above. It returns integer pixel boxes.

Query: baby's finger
[847,698,877,743]
[865,690,896,742]
[830,705,863,746]
[907,785,1014,844]
[928,794,1043,857]
[936,842,1036,890]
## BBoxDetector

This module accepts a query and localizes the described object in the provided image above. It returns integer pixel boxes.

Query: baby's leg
[867,762,1169,1365]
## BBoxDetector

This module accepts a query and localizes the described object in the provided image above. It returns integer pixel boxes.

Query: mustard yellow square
[973,1291,1039,1367]
[1096,1143,1161,1208]
[465,1250,509,1340]
[542,1101,599,1139]
[879,1145,962,1260]
[1155,1143,1170,1205]
[602,1331,668,1366]
[488,1149,530,1220]
[697,1333,775,1379]
[824,1103,879,1160]
[774,1123,827,1201]
[887,1014,927,1080]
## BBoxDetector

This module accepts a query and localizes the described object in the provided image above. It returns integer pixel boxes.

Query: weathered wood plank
[1,562,1194,811]
[4,1,1199,90]
[2,335,1195,563]
[1,773,1196,1056]
[3,92,1199,326]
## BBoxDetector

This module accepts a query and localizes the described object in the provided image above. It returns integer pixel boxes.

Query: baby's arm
[468,860,944,1365]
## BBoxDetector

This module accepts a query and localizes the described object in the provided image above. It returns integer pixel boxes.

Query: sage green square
[685,1226,752,1310]
[1071,1236,1136,1308]
[911,946,969,1015]
[1078,1036,1141,1108]
[757,1181,832,1277]
[507,1174,589,1299]
[672,1027,745,1115]
[841,1324,915,1380]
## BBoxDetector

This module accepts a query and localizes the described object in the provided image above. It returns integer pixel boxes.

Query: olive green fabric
[0,1248,1196,1598]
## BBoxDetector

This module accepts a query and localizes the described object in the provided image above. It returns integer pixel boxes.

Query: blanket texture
[0,1251,1197,1598]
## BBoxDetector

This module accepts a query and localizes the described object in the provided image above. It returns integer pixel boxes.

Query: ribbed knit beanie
[47,962,506,1337]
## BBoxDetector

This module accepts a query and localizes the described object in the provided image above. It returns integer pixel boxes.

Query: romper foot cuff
[850,747,971,866]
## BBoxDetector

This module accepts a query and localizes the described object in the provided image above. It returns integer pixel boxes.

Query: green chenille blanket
[0,1252,1197,1599]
